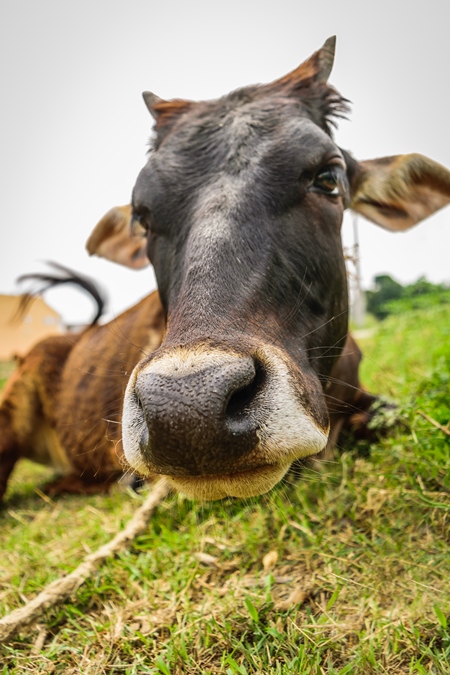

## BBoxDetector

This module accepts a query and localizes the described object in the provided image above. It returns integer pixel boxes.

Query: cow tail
[16,261,106,325]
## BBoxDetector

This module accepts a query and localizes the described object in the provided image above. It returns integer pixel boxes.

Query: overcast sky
[1,0,449,324]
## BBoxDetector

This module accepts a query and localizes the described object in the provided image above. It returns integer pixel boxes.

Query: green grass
[0,360,15,390]
[1,305,449,674]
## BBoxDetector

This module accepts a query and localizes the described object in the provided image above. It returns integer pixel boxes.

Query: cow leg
[322,334,385,459]
[43,472,151,496]
[0,369,32,504]
[0,343,71,504]
[43,472,122,497]
[0,410,22,504]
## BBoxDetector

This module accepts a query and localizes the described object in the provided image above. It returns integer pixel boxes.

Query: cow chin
[166,463,291,501]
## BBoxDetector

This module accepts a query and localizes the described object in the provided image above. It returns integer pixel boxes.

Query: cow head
[87,38,450,500]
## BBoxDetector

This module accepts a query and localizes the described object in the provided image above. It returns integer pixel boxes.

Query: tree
[366,275,450,319]
[366,275,404,319]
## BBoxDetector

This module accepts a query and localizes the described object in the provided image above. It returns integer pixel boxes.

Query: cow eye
[131,210,151,235]
[312,167,341,195]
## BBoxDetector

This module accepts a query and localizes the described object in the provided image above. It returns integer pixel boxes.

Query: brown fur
[351,154,450,230]
[85,205,148,270]
[322,335,377,454]
[0,292,165,502]
[152,99,194,130]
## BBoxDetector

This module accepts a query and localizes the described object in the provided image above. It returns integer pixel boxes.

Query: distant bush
[366,275,450,319]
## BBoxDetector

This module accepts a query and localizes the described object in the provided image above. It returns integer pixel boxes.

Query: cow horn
[142,92,193,126]
[271,35,337,90]
[142,91,163,119]
[317,35,336,83]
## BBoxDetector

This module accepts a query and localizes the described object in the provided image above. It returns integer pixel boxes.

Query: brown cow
[0,285,164,503]
[1,37,449,503]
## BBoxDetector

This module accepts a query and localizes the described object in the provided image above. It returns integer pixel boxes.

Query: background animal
[0,270,164,503]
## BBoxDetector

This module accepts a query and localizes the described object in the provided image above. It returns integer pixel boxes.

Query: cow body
[0,292,164,501]
[2,37,450,503]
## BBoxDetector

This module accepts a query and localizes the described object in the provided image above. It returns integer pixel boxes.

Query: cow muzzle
[122,346,329,499]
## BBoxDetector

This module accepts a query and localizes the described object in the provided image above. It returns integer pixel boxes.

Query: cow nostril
[225,360,266,418]
[136,394,143,411]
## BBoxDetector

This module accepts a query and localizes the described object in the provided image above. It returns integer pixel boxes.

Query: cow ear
[86,205,150,269]
[350,153,450,231]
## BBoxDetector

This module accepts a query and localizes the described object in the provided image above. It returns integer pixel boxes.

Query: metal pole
[352,213,365,327]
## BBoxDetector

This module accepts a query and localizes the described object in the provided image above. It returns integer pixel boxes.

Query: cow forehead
[135,111,341,208]
[155,97,336,162]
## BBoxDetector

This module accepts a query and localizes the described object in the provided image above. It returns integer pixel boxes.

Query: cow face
[87,38,450,500]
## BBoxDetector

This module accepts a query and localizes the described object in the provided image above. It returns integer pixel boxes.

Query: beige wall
[0,295,64,360]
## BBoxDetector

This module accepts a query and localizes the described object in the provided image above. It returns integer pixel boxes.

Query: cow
[0,276,165,503]
[86,36,450,501]
[1,37,449,504]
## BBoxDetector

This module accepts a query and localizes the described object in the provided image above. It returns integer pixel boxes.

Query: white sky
[1,0,449,324]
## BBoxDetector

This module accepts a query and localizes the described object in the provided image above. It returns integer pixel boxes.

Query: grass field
[1,305,449,674]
